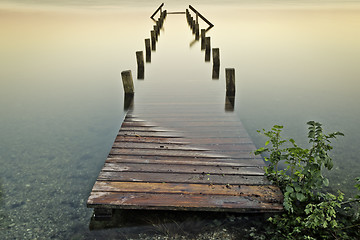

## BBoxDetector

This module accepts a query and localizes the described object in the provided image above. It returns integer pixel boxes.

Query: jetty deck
[87,4,283,216]
[87,104,283,214]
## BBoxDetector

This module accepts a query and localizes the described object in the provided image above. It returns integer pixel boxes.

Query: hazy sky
[1,0,360,7]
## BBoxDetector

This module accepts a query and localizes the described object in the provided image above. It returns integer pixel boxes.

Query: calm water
[1,1,360,239]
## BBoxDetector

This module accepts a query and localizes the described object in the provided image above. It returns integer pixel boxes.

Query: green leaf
[307,121,315,125]
[286,186,294,193]
[296,193,306,201]
[323,178,329,187]
[265,140,270,146]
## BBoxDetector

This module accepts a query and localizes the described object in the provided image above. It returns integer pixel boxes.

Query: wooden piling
[205,37,211,62]
[225,68,235,96]
[225,96,235,112]
[153,25,158,41]
[156,21,161,35]
[151,31,156,51]
[136,51,144,68]
[121,70,134,95]
[195,23,199,40]
[201,29,206,50]
[212,48,220,66]
[137,66,144,80]
[150,3,164,20]
[189,5,214,28]
[94,208,113,220]
[145,38,151,62]
[212,64,220,80]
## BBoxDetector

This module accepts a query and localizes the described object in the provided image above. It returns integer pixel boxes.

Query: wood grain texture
[87,110,283,213]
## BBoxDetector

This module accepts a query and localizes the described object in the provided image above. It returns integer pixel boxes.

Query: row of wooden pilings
[122,5,235,111]
[121,7,167,109]
[186,7,235,110]
[135,9,167,79]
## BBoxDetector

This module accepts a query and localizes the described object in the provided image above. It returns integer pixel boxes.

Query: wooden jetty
[87,105,283,216]
[87,4,283,217]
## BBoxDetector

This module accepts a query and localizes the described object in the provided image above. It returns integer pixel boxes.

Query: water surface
[1,1,360,239]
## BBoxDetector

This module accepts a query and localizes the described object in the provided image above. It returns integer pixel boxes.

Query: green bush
[255,121,359,239]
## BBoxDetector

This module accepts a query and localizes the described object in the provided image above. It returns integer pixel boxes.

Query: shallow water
[0,1,360,239]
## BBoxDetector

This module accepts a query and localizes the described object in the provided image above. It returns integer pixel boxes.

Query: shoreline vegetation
[254,121,360,239]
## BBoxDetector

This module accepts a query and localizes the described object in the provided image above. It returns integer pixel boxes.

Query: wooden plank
[126,115,240,121]
[87,192,282,212]
[108,148,258,160]
[109,148,229,158]
[119,126,173,132]
[118,131,183,138]
[105,156,265,167]
[112,142,208,151]
[121,126,249,134]
[102,163,264,176]
[115,136,189,144]
[114,136,253,144]
[98,172,270,185]
[88,106,283,213]
[91,182,282,201]
[123,118,244,128]
[111,142,256,151]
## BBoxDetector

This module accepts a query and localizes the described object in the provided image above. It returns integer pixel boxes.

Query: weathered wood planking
[87,109,283,214]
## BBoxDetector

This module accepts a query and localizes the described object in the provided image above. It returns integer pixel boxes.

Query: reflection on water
[1,1,360,239]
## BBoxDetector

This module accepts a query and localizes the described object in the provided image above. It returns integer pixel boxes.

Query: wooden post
[205,37,211,62]
[189,5,214,28]
[136,51,144,68]
[225,96,235,112]
[201,29,206,50]
[121,70,134,94]
[212,64,220,80]
[195,23,199,40]
[225,68,235,96]
[156,20,161,34]
[145,38,151,62]
[151,31,156,51]
[153,25,158,41]
[150,3,165,20]
[136,51,144,80]
[94,208,113,220]
[137,66,144,80]
[212,48,220,66]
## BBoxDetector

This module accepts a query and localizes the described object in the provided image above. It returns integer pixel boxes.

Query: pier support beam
[205,37,211,62]
[201,29,206,50]
[145,38,151,62]
[212,48,220,66]
[225,68,235,96]
[121,70,135,110]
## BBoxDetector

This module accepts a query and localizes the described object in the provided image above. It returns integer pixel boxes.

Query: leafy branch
[254,121,360,239]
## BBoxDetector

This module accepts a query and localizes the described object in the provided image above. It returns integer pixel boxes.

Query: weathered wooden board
[102,163,264,175]
[112,142,256,151]
[87,110,283,214]
[87,192,283,212]
[91,182,282,200]
[97,171,270,185]
[105,156,265,167]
